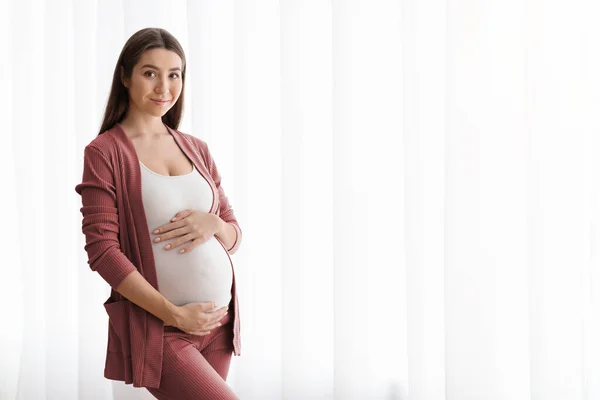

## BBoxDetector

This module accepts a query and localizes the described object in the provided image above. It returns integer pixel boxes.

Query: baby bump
[153,236,233,309]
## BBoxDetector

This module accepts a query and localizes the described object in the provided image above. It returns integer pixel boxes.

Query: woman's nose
[155,79,170,93]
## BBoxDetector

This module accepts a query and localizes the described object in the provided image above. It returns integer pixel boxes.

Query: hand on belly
[150,209,222,254]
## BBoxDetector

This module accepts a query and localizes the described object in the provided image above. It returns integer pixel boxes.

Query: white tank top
[139,160,233,309]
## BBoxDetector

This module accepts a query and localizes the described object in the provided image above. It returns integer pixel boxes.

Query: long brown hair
[98,27,187,136]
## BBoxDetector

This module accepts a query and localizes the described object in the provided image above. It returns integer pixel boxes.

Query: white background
[1,0,599,399]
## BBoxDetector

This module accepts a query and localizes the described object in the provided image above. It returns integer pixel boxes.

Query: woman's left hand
[151,209,223,254]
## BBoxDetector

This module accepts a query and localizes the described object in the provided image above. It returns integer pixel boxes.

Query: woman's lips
[152,99,170,105]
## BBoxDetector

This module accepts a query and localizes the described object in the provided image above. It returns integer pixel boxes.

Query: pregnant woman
[74,27,242,399]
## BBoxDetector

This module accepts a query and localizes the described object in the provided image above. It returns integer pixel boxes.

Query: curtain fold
[1,0,599,399]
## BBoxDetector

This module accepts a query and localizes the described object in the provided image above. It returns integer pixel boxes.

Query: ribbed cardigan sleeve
[74,145,137,289]
[199,140,242,254]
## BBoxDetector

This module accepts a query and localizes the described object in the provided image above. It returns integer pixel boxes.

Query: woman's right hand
[172,301,229,336]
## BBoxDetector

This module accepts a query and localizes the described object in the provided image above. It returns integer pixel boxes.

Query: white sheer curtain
[2,0,600,399]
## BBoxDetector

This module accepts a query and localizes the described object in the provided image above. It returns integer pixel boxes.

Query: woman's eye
[144,71,179,79]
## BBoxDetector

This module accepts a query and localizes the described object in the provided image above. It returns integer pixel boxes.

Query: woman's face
[121,48,183,117]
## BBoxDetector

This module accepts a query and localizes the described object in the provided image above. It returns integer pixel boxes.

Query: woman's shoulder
[174,128,208,151]
[171,128,212,161]
[85,125,120,155]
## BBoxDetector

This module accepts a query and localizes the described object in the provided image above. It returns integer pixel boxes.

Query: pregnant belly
[153,236,233,309]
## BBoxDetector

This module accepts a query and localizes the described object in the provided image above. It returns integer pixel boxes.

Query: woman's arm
[75,145,179,325]
[215,219,238,252]
[197,139,243,254]
[115,270,179,326]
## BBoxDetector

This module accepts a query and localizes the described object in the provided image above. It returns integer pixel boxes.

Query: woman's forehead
[137,49,182,69]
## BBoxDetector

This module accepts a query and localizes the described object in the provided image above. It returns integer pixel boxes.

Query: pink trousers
[145,311,239,400]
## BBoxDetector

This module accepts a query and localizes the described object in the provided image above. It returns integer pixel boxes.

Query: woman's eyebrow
[141,64,181,71]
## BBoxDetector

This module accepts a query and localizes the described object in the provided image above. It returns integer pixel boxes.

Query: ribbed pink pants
[145,311,239,399]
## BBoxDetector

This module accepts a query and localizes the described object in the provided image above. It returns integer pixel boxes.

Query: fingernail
[153,229,159,234]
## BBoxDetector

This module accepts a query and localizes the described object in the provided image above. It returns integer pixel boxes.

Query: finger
[152,220,181,235]
[212,313,227,323]
[190,329,212,336]
[205,321,223,331]
[166,233,195,251]
[215,307,229,318]
[173,234,196,253]
[156,224,187,243]
[180,237,209,254]
[171,210,192,222]
[202,304,226,314]
[214,311,228,324]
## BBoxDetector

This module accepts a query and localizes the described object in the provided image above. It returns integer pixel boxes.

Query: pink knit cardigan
[74,122,242,388]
